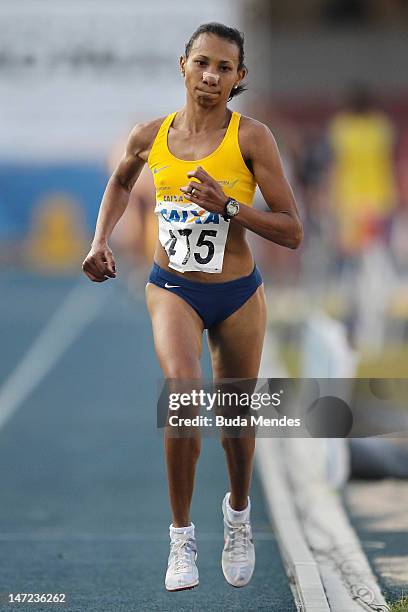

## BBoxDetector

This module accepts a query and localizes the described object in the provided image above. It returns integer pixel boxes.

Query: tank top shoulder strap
[222,111,243,154]
[228,110,241,137]
[223,111,241,148]
[147,111,177,167]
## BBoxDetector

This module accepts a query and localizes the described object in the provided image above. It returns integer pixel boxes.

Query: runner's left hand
[180,166,227,213]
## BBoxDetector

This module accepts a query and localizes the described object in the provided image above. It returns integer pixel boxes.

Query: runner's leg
[146,283,204,527]
[207,285,267,510]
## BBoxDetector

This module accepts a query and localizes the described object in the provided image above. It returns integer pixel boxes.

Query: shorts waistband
[151,262,261,292]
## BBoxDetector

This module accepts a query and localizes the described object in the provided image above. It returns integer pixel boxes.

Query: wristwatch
[223,197,240,221]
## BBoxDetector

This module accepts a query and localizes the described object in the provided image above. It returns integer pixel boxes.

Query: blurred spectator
[287,124,333,289]
[247,115,303,287]
[326,84,399,351]
[323,0,370,25]
[296,125,332,238]
[395,126,408,211]
[26,194,87,272]
[327,83,397,259]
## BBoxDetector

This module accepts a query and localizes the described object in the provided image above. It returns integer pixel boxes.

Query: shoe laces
[169,536,196,574]
[227,522,251,563]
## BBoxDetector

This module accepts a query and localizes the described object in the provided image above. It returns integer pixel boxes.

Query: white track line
[0,280,112,430]
[257,339,330,611]
[257,437,331,611]
[257,327,390,612]
[0,531,275,542]
[284,437,390,612]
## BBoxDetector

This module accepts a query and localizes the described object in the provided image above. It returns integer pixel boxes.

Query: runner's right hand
[82,243,116,282]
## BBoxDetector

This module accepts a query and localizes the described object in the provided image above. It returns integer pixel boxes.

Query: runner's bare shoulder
[127,116,167,163]
[115,116,166,190]
[237,115,274,157]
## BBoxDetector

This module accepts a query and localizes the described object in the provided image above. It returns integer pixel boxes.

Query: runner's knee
[165,359,202,379]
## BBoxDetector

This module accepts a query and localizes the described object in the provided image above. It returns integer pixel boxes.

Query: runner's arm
[82,123,149,282]
[234,121,303,249]
[92,124,148,246]
[183,121,303,249]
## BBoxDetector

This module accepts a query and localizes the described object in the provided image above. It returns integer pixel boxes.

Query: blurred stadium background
[2,0,408,370]
[1,1,407,610]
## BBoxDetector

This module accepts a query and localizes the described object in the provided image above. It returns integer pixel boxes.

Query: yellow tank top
[147,110,256,274]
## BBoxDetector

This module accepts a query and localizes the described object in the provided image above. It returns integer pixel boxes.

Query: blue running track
[0,272,295,612]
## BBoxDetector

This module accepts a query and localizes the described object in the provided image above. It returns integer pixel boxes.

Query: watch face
[227,200,239,216]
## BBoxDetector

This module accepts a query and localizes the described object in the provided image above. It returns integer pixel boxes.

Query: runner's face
[181,33,244,106]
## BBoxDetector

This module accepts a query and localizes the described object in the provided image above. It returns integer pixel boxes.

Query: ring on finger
[191,188,197,196]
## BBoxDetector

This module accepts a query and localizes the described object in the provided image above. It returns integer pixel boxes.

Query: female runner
[82,22,302,591]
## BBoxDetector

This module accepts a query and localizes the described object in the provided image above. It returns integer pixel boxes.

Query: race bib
[155,199,230,273]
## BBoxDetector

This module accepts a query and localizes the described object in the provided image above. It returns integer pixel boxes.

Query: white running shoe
[165,523,199,591]
[221,493,255,587]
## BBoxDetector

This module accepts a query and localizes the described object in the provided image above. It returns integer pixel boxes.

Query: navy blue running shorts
[147,262,263,329]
